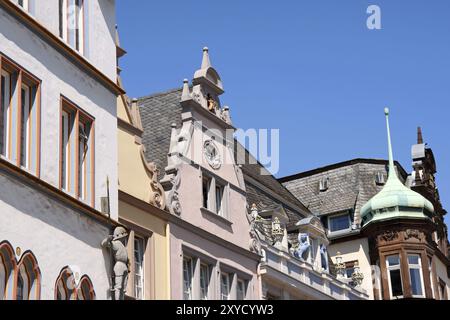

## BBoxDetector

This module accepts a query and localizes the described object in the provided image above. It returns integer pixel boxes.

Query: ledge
[200,207,233,227]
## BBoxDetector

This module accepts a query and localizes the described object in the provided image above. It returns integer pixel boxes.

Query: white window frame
[199,263,210,300]
[327,213,351,234]
[236,279,246,300]
[407,254,425,298]
[201,171,228,218]
[60,0,85,54]
[183,256,194,300]
[220,272,231,301]
[78,121,87,200]
[16,0,29,11]
[61,110,70,191]
[133,236,145,300]
[386,255,404,299]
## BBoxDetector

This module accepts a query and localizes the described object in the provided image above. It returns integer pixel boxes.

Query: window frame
[0,55,41,176]
[201,170,229,218]
[182,256,194,300]
[220,272,231,301]
[236,278,247,300]
[59,96,94,205]
[327,213,352,234]
[59,0,85,54]
[133,235,146,300]
[386,255,404,299]
[407,254,425,298]
[199,263,210,300]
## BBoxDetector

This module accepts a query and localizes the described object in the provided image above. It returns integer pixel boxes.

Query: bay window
[386,255,403,299]
[408,255,424,298]
[60,97,94,204]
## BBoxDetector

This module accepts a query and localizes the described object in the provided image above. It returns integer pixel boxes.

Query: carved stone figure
[293,233,310,261]
[320,244,328,271]
[168,168,182,215]
[102,226,130,300]
[206,94,218,112]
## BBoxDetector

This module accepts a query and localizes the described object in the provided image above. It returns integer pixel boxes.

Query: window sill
[200,207,233,226]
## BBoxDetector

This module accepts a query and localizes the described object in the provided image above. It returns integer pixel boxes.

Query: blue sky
[117,0,450,225]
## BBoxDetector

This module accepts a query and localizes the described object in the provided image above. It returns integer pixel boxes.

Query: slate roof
[279,159,409,224]
[138,88,183,179]
[234,142,312,226]
[137,87,312,227]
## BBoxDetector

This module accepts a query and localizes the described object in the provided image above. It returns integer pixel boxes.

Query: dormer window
[319,177,329,192]
[328,213,351,233]
[375,171,386,185]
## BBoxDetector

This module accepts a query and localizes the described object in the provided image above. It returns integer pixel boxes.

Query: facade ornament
[248,204,262,255]
[291,233,311,261]
[380,230,398,242]
[168,168,182,216]
[405,229,421,240]
[220,106,232,125]
[320,244,329,271]
[206,93,218,113]
[271,217,284,245]
[335,252,346,279]
[101,226,130,300]
[351,261,364,287]
[139,147,166,210]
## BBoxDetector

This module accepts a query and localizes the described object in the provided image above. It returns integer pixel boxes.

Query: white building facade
[0,0,121,300]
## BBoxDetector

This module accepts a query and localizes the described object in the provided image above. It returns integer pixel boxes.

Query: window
[59,0,85,53]
[60,97,94,204]
[55,267,95,300]
[375,171,386,185]
[386,255,403,299]
[328,214,351,233]
[428,257,435,299]
[199,264,210,300]
[134,236,145,300]
[236,279,247,300]
[220,272,231,300]
[13,0,29,11]
[439,279,447,300]
[408,255,424,297]
[0,56,40,174]
[202,176,211,209]
[215,183,224,216]
[202,173,228,217]
[183,257,194,300]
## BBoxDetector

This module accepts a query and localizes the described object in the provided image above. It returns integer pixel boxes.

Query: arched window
[17,252,41,300]
[55,267,95,300]
[0,242,16,300]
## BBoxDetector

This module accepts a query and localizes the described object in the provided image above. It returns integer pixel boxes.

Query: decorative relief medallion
[203,140,221,170]
[380,230,398,242]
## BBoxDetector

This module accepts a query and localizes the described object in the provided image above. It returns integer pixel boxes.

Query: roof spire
[417,126,423,144]
[384,108,397,180]
[181,79,191,102]
[201,47,211,69]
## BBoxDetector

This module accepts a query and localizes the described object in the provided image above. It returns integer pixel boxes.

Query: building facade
[0,0,121,299]
[138,48,261,300]
[280,110,450,300]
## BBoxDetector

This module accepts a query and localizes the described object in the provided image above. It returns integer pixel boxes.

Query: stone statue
[320,244,328,271]
[294,233,310,261]
[206,94,217,112]
[102,226,130,300]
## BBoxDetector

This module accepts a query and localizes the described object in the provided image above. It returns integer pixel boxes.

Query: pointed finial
[201,47,211,69]
[181,79,191,101]
[384,108,397,179]
[417,127,423,144]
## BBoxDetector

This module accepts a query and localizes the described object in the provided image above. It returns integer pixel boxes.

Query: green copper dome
[360,109,434,228]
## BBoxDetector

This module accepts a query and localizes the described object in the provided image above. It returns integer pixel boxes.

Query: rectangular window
[386,255,403,299]
[59,0,85,53]
[439,279,447,300]
[199,264,210,300]
[215,184,224,216]
[0,70,11,157]
[220,272,230,301]
[202,176,211,209]
[408,255,424,297]
[328,214,351,233]
[134,236,145,300]
[183,257,194,300]
[16,0,29,11]
[60,97,94,203]
[0,56,40,175]
[236,279,247,300]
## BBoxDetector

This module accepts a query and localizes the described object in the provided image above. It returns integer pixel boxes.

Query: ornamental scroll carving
[405,229,421,240]
[139,146,166,210]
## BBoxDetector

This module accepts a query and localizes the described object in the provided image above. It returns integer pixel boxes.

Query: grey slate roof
[235,142,312,226]
[137,87,312,227]
[279,159,409,224]
[138,88,183,179]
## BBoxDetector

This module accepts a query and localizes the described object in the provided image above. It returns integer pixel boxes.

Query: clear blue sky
[117,0,450,225]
